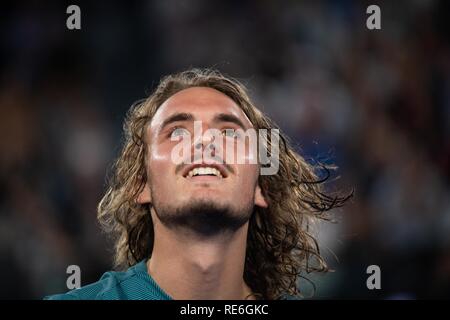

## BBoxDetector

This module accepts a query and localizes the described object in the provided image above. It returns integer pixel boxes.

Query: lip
[181,163,229,179]
[186,175,223,182]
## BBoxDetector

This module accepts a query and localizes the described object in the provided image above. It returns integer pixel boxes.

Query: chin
[185,197,228,208]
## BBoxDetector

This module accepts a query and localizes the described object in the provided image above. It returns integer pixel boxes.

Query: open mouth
[187,167,223,178]
[182,164,228,179]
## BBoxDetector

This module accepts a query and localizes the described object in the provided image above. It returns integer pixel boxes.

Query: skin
[137,87,267,300]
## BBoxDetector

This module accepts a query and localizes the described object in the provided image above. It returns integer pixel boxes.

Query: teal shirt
[45,260,172,300]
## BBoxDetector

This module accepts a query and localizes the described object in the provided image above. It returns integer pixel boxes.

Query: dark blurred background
[1,0,449,299]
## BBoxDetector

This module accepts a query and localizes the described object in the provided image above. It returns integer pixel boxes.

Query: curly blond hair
[97,68,352,299]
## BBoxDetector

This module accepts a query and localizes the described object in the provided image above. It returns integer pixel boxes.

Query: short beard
[152,199,253,238]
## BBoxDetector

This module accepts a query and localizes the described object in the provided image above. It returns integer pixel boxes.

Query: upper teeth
[187,167,223,178]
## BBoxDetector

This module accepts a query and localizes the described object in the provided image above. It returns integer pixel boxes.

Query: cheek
[221,139,258,165]
[149,143,173,163]
[236,164,259,186]
[147,143,176,181]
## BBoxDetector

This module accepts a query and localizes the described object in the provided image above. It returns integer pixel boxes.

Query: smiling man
[46,69,350,300]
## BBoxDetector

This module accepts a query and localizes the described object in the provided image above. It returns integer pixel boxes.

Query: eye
[170,127,190,139]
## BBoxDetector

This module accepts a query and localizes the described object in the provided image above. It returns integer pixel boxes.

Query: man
[46,69,350,300]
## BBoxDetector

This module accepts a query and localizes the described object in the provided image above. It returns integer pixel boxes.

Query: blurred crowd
[0,0,449,299]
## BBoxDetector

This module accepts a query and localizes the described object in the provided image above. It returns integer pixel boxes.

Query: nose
[194,132,216,153]
[192,123,219,161]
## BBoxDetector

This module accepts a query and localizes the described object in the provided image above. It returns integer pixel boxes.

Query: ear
[254,184,268,208]
[137,183,152,204]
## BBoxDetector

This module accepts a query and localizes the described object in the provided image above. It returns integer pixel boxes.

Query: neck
[147,212,254,300]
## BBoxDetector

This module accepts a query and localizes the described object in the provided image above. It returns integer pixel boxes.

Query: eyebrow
[159,112,194,131]
[213,113,247,130]
[159,112,248,132]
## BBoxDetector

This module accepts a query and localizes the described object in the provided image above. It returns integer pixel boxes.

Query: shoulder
[44,261,158,300]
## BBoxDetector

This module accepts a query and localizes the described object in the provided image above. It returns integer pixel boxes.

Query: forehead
[149,87,253,130]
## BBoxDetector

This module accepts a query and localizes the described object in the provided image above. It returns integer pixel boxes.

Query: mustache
[174,155,235,176]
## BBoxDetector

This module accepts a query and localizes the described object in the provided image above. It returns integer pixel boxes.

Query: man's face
[137,87,267,236]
